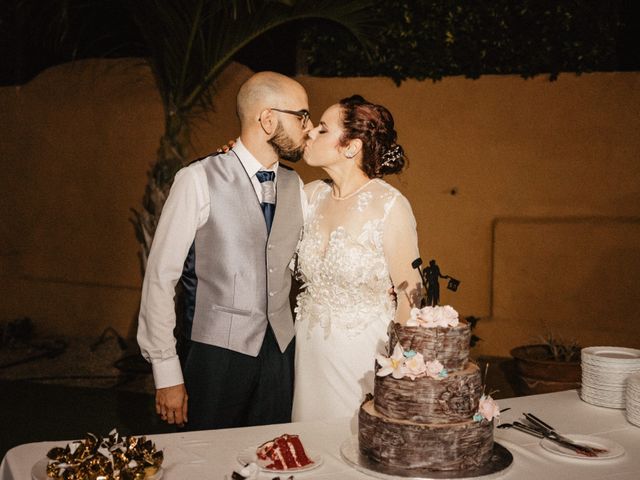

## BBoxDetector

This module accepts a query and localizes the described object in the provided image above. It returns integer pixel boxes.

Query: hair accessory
[381,144,402,167]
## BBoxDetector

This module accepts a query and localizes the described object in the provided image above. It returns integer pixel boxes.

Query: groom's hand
[156,384,188,426]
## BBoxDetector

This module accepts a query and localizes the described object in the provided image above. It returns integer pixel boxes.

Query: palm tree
[126,0,376,270]
[20,0,376,270]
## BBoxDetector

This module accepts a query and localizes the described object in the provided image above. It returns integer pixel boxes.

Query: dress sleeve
[383,193,423,324]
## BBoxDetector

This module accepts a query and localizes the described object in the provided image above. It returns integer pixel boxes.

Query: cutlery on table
[497,422,544,438]
[498,421,597,457]
[522,412,608,456]
[230,471,294,480]
[498,414,607,457]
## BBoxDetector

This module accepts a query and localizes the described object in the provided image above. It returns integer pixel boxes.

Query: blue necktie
[255,170,276,234]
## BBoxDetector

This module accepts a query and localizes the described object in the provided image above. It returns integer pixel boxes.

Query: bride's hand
[216,139,236,153]
[388,285,398,303]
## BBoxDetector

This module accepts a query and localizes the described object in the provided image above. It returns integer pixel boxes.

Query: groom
[137,71,311,430]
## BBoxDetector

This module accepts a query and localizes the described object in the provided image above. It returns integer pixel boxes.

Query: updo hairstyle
[338,95,406,178]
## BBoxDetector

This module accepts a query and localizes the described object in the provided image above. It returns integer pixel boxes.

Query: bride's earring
[344,140,361,159]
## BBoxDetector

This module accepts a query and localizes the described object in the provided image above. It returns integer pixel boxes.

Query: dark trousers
[182,325,294,431]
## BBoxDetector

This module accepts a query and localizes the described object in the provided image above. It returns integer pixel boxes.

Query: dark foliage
[300,0,638,83]
[3,1,638,86]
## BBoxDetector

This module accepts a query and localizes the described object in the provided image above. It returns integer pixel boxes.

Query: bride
[292,95,423,422]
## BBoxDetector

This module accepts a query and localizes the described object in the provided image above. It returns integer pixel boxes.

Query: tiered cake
[358,306,498,472]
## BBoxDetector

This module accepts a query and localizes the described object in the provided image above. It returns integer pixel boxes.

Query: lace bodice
[295,179,422,337]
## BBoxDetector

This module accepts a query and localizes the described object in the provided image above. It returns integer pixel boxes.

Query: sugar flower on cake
[407,308,427,327]
[474,394,500,422]
[402,350,427,380]
[376,343,406,379]
[425,359,448,380]
[406,305,459,328]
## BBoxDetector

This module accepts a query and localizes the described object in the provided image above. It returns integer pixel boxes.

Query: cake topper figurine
[412,258,460,306]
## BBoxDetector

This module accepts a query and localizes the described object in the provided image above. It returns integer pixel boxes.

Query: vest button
[267,244,273,250]
[268,268,274,273]
[268,291,276,297]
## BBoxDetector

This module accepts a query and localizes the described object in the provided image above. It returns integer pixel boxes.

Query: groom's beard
[268,123,305,163]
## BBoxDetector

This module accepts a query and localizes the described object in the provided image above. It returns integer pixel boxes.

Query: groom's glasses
[271,108,311,129]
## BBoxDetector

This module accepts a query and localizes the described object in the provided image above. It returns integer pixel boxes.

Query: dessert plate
[31,458,163,480]
[581,347,640,363]
[237,446,323,474]
[580,388,626,408]
[539,434,624,460]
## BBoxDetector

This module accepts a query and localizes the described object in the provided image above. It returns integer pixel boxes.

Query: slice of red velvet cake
[256,434,313,470]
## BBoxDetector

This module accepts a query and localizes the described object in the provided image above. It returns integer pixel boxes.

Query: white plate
[582,347,640,363]
[540,434,625,460]
[237,446,323,474]
[581,365,638,374]
[581,378,626,390]
[581,386,624,397]
[582,355,640,365]
[627,411,640,427]
[581,385,624,395]
[31,458,163,480]
[582,368,640,379]
[580,391,626,408]
[580,386,625,400]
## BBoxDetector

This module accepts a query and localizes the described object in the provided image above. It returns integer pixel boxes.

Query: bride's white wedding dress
[292,178,421,422]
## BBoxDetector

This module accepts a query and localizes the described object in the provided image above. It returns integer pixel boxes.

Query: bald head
[236,71,307,126]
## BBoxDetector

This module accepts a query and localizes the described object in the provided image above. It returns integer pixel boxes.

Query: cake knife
[522,414,607,455]
[499,422,599,456]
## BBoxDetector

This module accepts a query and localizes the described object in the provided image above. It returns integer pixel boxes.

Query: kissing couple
[137,71,423,430]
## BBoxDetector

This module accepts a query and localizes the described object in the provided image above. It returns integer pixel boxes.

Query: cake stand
[340,436,513,480]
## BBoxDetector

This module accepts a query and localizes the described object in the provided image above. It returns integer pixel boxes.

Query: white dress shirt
[137,138,306,389]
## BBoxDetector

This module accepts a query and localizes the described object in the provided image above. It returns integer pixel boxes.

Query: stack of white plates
[626,373,640,426]
[580,346,640,408]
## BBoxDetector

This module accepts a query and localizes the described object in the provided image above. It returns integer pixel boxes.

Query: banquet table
[2,390,639,480]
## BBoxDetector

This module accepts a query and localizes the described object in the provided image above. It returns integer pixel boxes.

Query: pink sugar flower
[425,359,445,379]
[477,394,500,421]
[403,352,427,380]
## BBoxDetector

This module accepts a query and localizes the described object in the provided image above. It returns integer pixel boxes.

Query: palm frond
[185,0,377,112]
[20,0,380,268]
[129,0,377,119]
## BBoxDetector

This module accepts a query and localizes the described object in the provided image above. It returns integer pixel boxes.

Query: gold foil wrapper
[45,429,163,480]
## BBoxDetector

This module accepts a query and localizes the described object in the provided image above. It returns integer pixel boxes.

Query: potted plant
[510,334,582,396]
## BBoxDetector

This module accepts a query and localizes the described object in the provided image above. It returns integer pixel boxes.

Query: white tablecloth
[2,390,639,479]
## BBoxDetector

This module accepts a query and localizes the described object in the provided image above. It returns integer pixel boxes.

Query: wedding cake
[358,305,499,472]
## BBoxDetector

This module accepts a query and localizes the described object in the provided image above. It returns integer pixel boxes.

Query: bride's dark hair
[338,94,407,178]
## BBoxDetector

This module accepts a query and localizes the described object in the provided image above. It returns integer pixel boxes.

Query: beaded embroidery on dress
[295,179,398,338]
[292,178,421,422]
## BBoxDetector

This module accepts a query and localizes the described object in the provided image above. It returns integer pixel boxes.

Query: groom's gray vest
[189,150,303,356]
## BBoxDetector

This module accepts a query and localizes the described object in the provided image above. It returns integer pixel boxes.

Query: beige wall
[1,59,638,355]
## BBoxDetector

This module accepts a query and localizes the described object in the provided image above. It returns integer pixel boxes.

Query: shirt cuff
[151,356,184,389]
